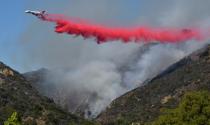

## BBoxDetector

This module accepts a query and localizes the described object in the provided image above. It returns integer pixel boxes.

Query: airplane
[25,10,46,20]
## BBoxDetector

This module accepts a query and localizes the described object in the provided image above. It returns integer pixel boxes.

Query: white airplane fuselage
[25,10,46,20]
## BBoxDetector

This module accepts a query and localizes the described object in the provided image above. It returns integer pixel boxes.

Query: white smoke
[17,0,210,118]
[123,41,207,89]
[41,61,126,117]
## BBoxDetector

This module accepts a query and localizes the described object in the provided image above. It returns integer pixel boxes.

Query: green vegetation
[150,91,210,125]
[4,112,21,125]
[115,117,129,125]
[2,112,99,125]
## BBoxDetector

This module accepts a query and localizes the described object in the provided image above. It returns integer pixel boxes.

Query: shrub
[4,112,21,125]
[151,91,210,125]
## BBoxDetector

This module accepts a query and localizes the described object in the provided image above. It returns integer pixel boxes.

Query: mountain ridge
[97,44,210,125]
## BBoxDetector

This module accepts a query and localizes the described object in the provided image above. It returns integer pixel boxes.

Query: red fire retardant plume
[42,14,204,44]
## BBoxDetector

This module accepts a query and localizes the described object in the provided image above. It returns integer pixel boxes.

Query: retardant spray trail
[42,14,205,44]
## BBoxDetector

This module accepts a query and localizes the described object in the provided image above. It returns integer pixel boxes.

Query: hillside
[97,45,210,125]
[0,62,97,125]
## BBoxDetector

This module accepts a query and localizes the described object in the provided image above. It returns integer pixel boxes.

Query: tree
[151,91,210,125]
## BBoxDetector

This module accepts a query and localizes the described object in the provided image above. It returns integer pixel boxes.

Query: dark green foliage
[151,91,210,125]
[115,118,129,125]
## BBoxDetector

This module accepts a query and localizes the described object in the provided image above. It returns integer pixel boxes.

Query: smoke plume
[18,0,210,119]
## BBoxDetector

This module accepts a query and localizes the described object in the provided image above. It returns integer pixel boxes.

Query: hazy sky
[1,0,210,72]
[0,0,147,72]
